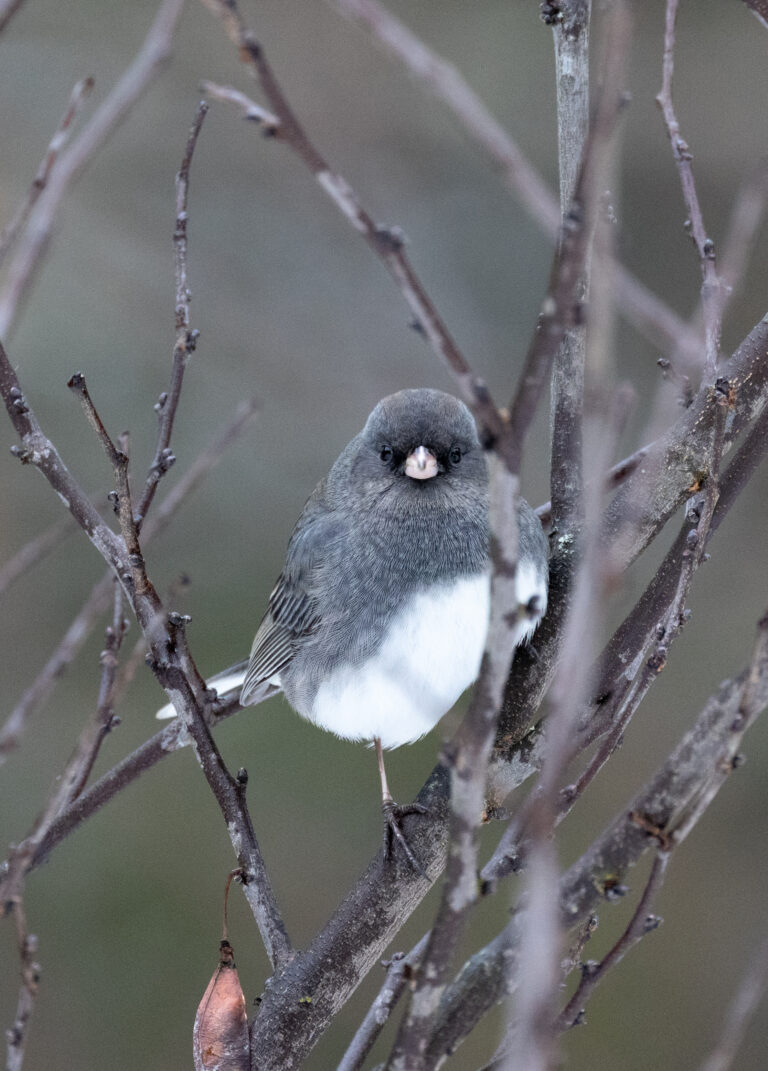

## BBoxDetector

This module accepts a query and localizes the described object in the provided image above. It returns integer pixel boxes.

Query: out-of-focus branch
[0,0,186,338]
[657,0,722,380]
[198,0,508,447]
[384,462,520,1071]
[0,592,127,915]
[328,0,695,360]
[0,77,94,266]
[0,394,257,764]
[423,632,768,1062]
[697,936,768,1071]
[0,512,77,599]
[485,398,768,884]
[0,572,113,761]
[385,9,628,1066]
[0,0,25,34]
[199,79,279,131]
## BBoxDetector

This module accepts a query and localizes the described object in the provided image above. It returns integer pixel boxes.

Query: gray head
[339,388,487,504]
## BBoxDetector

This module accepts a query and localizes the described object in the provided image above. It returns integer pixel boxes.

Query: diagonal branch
[198,0,507,446]
[328,0,695,360]
[0,0,186,338]
[0,76,94,266]
[423,622,768,1062]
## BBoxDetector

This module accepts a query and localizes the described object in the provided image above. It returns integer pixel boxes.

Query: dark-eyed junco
[159,389,548,862]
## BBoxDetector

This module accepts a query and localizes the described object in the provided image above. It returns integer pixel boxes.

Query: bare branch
[137,101,208,525]
[198,0,507,445]
[555,850,668,1032]
[5,901,40,1071]
[0,77,94,266]
[158,620,293,970]
[485,397,768,885]
[199,79,279,131]
[0,0,186,338]
[337,935,430,1071]
[0,512,76,600]
[657,0,723,380]
[384,463,520,1071]
[0,590,127,914]
[547,0,591,540]
[328,0,695,359]
[424,634,768,1062]
[0,573,113,760]
[534,440,653,530]
[0,396,257,760]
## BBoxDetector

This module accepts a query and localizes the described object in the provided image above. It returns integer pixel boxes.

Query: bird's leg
[375,736,428,875]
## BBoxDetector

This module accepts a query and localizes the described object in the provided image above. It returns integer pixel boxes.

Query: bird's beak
[404,445,438,480]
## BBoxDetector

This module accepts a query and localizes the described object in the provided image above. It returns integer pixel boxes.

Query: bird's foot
[382,798,429,877]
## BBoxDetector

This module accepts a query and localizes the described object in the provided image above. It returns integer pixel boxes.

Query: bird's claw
[382,799,429,877]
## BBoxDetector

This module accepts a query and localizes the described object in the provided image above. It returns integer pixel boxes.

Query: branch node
[374,223,407,252]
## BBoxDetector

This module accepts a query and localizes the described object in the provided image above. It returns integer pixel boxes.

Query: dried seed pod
[193,938,249,1071]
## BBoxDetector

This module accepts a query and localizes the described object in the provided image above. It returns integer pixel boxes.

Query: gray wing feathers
[240,490,342,704]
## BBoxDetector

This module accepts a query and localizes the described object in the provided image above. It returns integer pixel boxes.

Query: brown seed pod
[193,870,250,1071]
[193,939,249,1071]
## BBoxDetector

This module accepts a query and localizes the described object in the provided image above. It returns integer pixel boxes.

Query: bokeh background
[1,1,767,1068]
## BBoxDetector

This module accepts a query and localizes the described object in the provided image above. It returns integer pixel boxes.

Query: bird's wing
[240,486,343,704]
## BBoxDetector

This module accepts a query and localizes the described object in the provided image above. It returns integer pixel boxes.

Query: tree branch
[657,0,722,380]
[0,0,186,338]
[423,627,768,1062]
[328,0,696,361]
[0,77,94,266]
[198,0,507,445]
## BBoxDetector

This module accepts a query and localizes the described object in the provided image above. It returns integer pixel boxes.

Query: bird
[158,388,549,867]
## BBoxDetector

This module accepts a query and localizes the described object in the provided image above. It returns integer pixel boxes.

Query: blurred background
[1,1,767,1067]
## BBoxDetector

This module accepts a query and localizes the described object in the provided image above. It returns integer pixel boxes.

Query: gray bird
[159,389,548,864]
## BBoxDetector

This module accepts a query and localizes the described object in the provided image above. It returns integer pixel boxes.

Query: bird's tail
[155,659,266,719]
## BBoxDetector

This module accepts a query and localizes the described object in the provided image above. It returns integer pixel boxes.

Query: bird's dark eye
[380,444,393,462]
[449,445,462,465]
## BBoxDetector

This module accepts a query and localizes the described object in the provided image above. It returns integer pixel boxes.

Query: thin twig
[0,397,258,759]
[337,935,430,1071]
[657,0,722,381]
[534,440,652,529]
[199,0,507,445]
[157,617,294,970]
[199,79,279,131]
[0,512,77,600]
[328,0,696,360]
[555,851,668,1032]
[5,901,40,1071]
[0,77,94,266]
[0,0,186,338]
[484,396,768,887]
[0,590,128,912]
[67,372,153,601]
[137,101,208,525]
[424,635,768,1062]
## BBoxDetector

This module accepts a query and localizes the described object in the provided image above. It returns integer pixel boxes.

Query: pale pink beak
[404,444,438,480]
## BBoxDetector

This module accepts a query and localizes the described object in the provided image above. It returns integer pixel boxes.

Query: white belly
[309,573,491,749]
